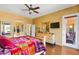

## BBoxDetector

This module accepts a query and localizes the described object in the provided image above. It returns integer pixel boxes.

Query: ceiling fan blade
[32,7,40,10]
[25,4,30,9]
[21,9,28,11]
[33,10,39,14]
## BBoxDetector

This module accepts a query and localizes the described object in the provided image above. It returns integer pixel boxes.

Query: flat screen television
[50,22,60,28]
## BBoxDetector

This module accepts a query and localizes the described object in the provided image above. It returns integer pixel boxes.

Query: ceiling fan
[22,4,40,14]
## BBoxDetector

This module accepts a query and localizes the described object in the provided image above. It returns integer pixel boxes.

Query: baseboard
[57,43,79,50]
[46,42,56,46]
[47,42,79,50]
[55,42,62,46]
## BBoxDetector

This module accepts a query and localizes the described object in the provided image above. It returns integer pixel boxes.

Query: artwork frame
[40,21,50,33]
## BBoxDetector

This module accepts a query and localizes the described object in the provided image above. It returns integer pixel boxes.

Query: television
[50,22,60,28]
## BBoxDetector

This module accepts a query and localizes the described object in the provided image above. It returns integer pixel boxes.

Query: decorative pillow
[0,36,16,49]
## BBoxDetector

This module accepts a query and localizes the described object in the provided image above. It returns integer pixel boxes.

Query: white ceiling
[0,4,77,19]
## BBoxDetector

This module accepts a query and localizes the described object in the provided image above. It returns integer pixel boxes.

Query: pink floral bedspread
[0,36,46,55]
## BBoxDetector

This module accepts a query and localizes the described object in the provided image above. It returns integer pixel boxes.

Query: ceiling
[0,4,77,19]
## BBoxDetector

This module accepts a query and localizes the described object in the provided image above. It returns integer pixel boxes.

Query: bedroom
[0,4,79,55]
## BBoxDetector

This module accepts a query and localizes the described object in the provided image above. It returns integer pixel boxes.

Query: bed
[0,35,46,55]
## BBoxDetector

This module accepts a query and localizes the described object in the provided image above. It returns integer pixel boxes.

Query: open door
[62,13,79,49]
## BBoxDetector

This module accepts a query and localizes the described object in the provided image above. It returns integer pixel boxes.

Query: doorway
[62,13,79,49]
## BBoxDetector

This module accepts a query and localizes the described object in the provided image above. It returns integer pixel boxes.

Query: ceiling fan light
[29,12,31,14]
[30,4,32,6]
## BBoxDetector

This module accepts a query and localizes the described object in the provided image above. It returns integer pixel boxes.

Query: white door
[62,13,79,49]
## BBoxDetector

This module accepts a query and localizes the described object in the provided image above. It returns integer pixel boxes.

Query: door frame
[62,13,79,49]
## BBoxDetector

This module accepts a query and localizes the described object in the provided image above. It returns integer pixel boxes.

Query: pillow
[0,36,16,49]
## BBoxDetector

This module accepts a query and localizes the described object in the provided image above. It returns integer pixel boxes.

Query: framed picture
[40,21,49,33]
